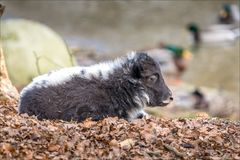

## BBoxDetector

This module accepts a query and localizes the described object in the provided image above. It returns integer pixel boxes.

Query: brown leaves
[1,143,15,154]
[80,118,96,128]
[120,138,135,149]
[0,105,240,159]
[48,144,61,152]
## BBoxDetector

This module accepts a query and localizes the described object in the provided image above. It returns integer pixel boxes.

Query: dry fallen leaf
[23,149,34,160]
[48,144,61,152]
[81,119,96,128]
[196,112,209,118]
[120,138,135,148]
[1,143,15,153]
[109,139,119,147]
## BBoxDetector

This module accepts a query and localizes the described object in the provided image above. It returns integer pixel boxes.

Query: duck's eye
[147,74,158,83]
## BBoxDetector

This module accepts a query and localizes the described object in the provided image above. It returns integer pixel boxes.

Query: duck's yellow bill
[183,50,192,60]
[220,10,227,18]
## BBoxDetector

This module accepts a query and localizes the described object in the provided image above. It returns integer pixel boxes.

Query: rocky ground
[0,105,239,160]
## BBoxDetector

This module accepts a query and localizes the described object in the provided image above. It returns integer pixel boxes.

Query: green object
[223,3,231,14]
[163,45,184,58]
[187,23,199,33]
[2,19,75,87]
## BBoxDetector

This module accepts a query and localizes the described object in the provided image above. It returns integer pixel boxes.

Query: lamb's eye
[147,74,158,83]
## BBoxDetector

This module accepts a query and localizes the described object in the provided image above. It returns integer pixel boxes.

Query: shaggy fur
[19,52,172,122]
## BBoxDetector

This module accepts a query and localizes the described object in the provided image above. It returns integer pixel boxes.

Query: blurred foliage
[1,19,76,87]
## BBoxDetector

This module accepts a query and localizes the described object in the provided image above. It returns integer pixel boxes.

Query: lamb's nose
[162,96,174,104]
[162,89,173,104]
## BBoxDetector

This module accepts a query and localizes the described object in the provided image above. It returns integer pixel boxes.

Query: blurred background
[1,1,239,120]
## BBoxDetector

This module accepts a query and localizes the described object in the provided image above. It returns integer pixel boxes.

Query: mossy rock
[1,19,75,87]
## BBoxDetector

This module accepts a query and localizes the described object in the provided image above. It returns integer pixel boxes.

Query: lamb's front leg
[75,104,128,122]
[74,105,106,122]
[136,110,149,119]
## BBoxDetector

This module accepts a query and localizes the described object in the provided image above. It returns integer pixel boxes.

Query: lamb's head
[130,52,173,107]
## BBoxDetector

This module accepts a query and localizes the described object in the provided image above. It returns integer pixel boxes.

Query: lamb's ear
[130,52,148,79]
[131,61,142,79]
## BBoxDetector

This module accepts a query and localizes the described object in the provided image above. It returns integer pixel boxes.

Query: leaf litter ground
[0,105,239,160]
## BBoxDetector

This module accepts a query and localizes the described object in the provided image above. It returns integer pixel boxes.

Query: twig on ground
[33,52,41,75]
[64,40,75,67]
[146,150,163,159]
[163,143,187,158]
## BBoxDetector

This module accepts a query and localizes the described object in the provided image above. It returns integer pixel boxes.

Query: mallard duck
[187,23,239,47]
[173,88,209,110]
[141,44,192,81]
[160,44,192,75]
[191,89,209,110]
[218,3,240,24]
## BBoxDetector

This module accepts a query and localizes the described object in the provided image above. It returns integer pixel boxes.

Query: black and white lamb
[18,52,173,122]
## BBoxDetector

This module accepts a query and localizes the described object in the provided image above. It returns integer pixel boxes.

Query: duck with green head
[187,22,239,48]
[218,3,240,24]
[219,4,233,24]
[160,43,192,75]
[143,43,192,78]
